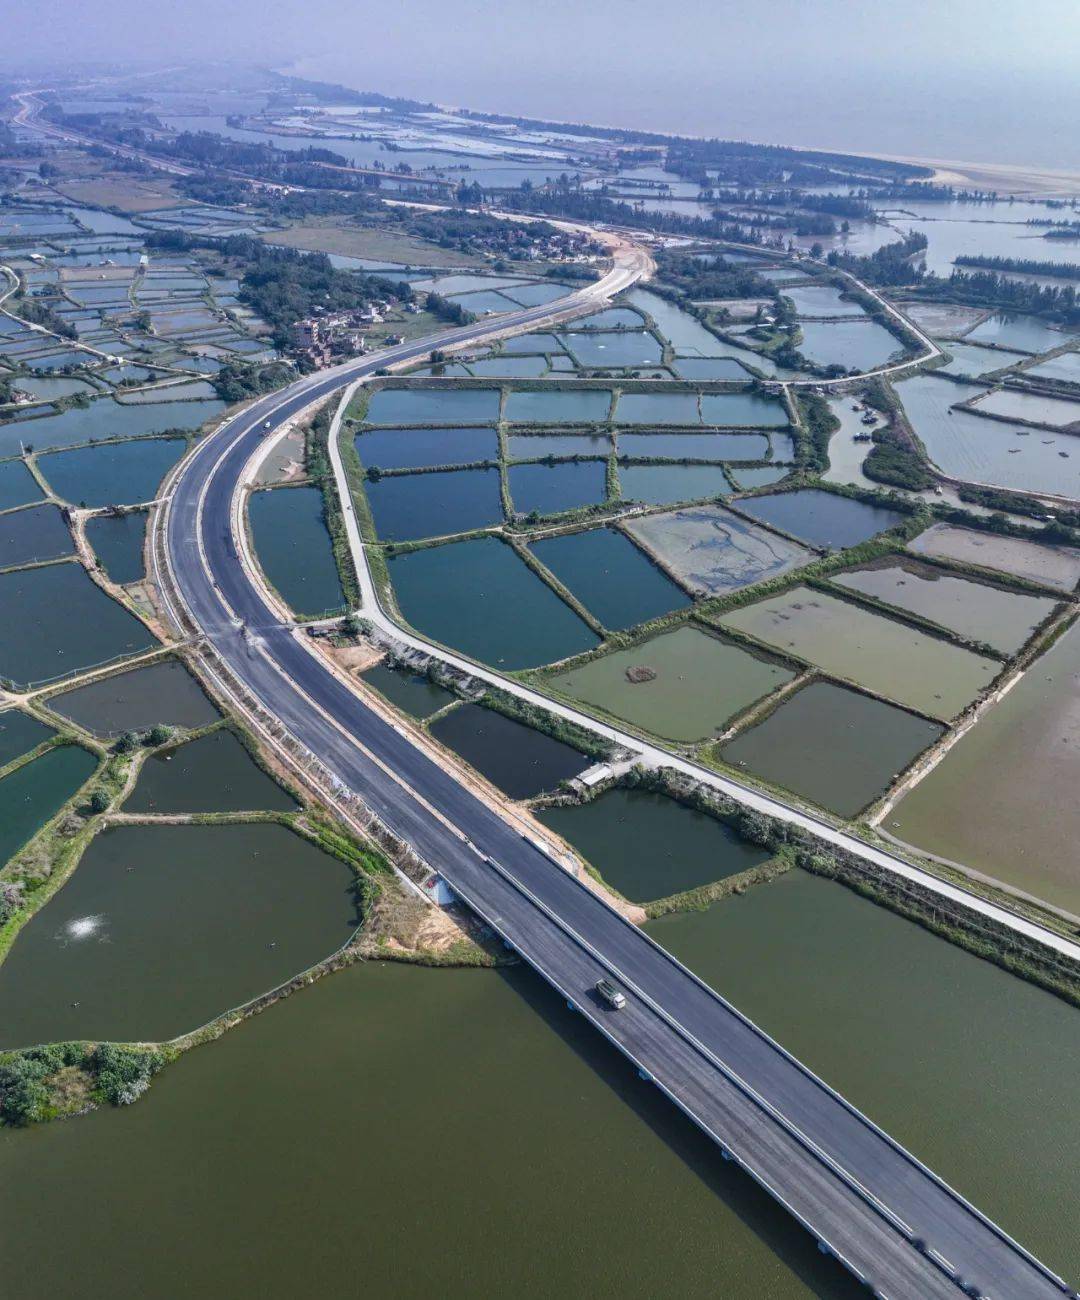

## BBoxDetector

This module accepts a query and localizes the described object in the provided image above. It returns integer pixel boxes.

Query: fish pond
[890,619,1080,916]
[0,503,74,568]
[508,461,607,516]
[970,388,1080,428]
[617,431,769,460]
[85,510,147,585]
[249,486,345,616]
[0,709,54,769]
[616,463,733,505]
[365,468,503,540]
[907,524,1080,592]
[0,822,358,1048]
[430,703,588,799]
[507,432,610,460]
[124,730,297,816]
[0,744,97,868]
[733,488,905,550]
[0,397,223,455]
[538,788,769,903]
[389,538,598,669]
[0,459,43,511]
[363,387,499,426]
[530,528,690,630]
[625,504,813,597]
[796,320,905,372]
[0,562,155,687]
[546,625,794,742]
[355,425,498,470]
[719,681,943,817]
[361,663,455,720]
[719,586,1000,719]
[647,868,1080,1283]
[831,557,1056,654]
[504,389,612,424]
[47,659,219,736]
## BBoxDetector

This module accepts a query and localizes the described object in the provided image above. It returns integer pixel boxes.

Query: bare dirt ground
[259,221,483,267]
[55,175,183,211]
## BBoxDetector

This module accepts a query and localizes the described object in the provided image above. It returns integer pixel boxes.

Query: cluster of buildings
[288,303,406,366]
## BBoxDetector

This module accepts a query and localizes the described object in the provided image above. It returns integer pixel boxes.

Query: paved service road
[159,264,1072,1299]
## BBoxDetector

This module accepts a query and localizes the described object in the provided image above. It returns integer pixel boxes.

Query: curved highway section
[159,264,1071,1298]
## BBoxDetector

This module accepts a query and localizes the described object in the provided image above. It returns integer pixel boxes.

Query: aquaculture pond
[0,960,863,1300]
[430,703,588,799]
[538,788,769,903]
[508,461,607,516]
[36,437,182,509]
[0,709,54,769]
[0,822,358,1049]
[468,356,549,378]
[832,558,1056,654]
[249,487,345,616]
[616,463,733,505]
[0,744,97,868]
[560,332,663,368]
[964,313,1074,354]
[908,524,1080,592]
[504,389,612,424]
[671,357,749,380]
[614,392,702,425]
[500,332,565,354]
[85,511,147,585]
[547,625,794,743]
[648,869,1080,1283]
[389,538,599,669]
[796,320,904,372]
[361,663,455,720]
[1026,351,1080,384]
[730,464,790,490]
[972,388,1080,428]
[47,659,219,736]
[125,730,297,816]
[0,458,43,510]
[0,397,223,454]
[530,528,689,630]
[719,682,943,817]
[891,619,1080,916]
[895,374,1080,498]
[719,586,1000,720]
[700,393,789,427]
[938,342,1028,377]
[734,489,904,550]
[626,287,727,356]
[363,387,499,425]
[617,431,769,460]
[781,284,863,318]
[0,503,74,568]
[365,468,503,540]
[625,504,813,596]
[354,425,498,470]
[507,432,610,459]
[0,562,155,687]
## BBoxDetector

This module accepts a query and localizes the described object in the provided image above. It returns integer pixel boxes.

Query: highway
[156,260,1073,1298]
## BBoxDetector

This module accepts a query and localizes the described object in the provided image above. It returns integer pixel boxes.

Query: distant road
[155,254,1073,1299]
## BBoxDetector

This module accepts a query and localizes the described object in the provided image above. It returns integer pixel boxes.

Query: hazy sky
[10,0,1080,167]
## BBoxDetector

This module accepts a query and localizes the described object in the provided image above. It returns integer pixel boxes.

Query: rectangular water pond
[831,557,1056,654]
[508,461,607,516]
[1025,351,1080,385]
[506,432,611,460]
[0,504,74,568]
[355,426,498,470]
[363,387,499,426]
[720,681,943,817]
[125,729,297,815]
[0,822,359,1048]
[530,528,690,630]
[700,393,789,427]
[85,510,147,585]
[0,562,156,688]
[560,332,663,368]
[34,435,181,509]
[504,389,612,424]
[782,284,864,318]
[0,459,44,511]
[538,788,769,904]
[0,709,54,769]
[618,431,769,460]
[965,313,1074,354]
[907,524,1080,593]
[0,397,223,455]
[796,319,905,371]
[719,586,1000,719]
[614,392,701,425]
[365,468,503,541]
[249,486,346,616]
[389,538,599,669]
[617,463,733,505]
[0,744,98,869]
[733,489,905,550]
[970,388,1080,428]
[624,504,813,597]
[546,625,794,742]
[360,663,455,720]
[430,703,587,800]
[646,868,1080,1282]
[891,618,1080,916]
[47,659,219,735]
